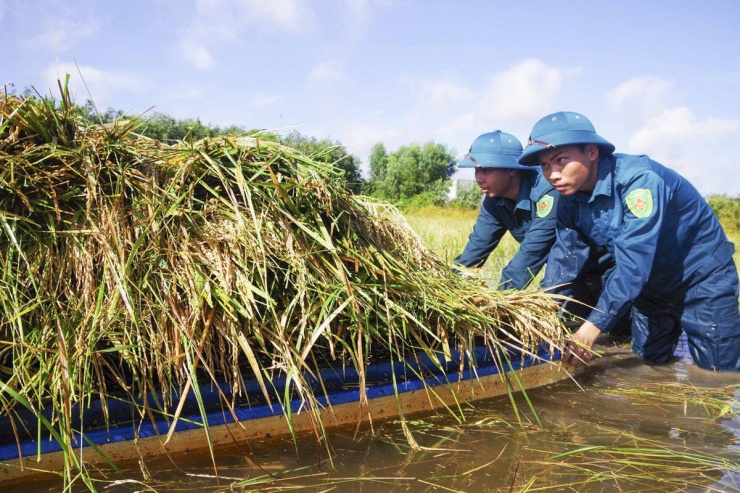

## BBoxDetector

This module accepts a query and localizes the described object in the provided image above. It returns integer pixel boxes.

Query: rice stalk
[603,381,739,420]
[513,426,740,492]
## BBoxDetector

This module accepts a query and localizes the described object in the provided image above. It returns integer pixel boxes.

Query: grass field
[403,206,519,282]
[404,205,740,283]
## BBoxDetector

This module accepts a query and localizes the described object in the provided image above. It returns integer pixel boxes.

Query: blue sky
[3,0,739,194]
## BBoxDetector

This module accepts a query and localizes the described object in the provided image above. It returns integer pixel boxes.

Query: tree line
[78,102,477,207]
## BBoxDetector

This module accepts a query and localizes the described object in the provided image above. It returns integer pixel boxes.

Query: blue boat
[0,343,566,482]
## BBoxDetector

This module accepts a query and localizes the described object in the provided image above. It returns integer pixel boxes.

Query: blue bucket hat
[457,130,528,170]
[518,111,615,166]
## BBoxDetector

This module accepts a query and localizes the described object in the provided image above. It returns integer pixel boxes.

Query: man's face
[537,144,599,195]
[474,168,516,198]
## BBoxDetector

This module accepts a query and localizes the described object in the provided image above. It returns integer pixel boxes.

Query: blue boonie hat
[458,130,528,170]
[518,111,615,166]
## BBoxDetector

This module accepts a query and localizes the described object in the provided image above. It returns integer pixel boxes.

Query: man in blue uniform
[454,130,558,290]
[519,111,740,371]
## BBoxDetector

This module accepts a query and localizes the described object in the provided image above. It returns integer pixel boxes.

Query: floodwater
[9,335,740,493]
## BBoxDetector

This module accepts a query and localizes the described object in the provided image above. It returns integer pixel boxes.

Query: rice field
[405,206,740,282]
[404,206,524,281]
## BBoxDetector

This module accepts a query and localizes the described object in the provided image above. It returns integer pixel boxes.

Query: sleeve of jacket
[454,199,506,269]
[499,191,559,290]
[587,172,668,332]
[540,197,591,297]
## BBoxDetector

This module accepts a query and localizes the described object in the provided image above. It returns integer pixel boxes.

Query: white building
[447,178,475,199]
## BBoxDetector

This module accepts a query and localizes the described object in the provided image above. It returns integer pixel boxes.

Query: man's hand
[561,320,602,367]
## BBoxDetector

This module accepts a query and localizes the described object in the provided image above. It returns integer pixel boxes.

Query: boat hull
[0,345,569,481]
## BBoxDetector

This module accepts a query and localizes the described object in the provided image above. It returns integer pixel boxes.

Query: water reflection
[8,335,739,493]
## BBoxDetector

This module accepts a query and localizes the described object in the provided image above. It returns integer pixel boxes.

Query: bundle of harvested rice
[0,83,565,485]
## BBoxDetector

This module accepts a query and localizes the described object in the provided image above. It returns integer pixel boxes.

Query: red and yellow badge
[626,188,653,218]
[537,194,554,218]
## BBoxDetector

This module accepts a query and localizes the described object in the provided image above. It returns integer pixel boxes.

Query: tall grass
[0,83,566,489]
[404,206,535,283]
[406,207,740,284]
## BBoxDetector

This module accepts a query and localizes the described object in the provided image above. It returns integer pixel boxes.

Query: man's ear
[587,143,600,162]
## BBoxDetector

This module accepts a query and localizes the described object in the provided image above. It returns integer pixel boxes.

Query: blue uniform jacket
[454,171,558,290]
[543,153,735,332]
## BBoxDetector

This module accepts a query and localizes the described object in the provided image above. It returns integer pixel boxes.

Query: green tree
[137,114,221,142]
[362,142,389,195]
[281,131,363,193]
[77,102,249,142]
[80,100,124,123]
[707,194,740,231]
[369,142,388,182]
[376,141,456,201]
[74,101,361,191]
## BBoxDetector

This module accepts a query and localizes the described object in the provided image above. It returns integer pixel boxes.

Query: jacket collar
[588,154,615,202]
[515,171,536,211]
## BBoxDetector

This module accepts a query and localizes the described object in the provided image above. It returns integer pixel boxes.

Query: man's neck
[503,172,522,202]
[581,159,600,193]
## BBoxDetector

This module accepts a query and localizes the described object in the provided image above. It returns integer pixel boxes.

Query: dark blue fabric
[543,252,632,337]
[543,153,740,371]
[454,171,558,290]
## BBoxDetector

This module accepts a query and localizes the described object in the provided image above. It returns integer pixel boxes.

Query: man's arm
[566,172,669,366]
[586,173,667,333]
[454,198,506,269]
[499,192,559,290]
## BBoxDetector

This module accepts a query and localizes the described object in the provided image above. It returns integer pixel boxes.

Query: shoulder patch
[536,194,554,218]
[625,188,653,218]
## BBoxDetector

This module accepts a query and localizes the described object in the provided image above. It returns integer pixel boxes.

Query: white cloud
[308,60,347,90]
[243,0,309,31]
[34,14,100,52]
[180,0,316,69]
[607,76,675,111]
[393,60,579,165]
[627,107,733,151]
[341,120,402,175]
[603,75,740,195]
[437,112,478,149]
[43,62,144,109]
[396,74,479,157]
[179,39,214,71]
[625,106,740,195]
[607,76,678,135]
[248,93,282,107]
[338,0,371,16]
[335,0,395,43]
[479,59,581,124]
[409,77,475,115]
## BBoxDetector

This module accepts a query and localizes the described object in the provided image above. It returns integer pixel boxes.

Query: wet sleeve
[499,192,559,290]
[587,173,667,332]
[453,201,506,270]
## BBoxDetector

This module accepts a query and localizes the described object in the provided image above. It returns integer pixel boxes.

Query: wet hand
[561,321,602,367]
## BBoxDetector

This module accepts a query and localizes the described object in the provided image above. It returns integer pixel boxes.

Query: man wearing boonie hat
[453,130,557,290]
[519,111,740,371]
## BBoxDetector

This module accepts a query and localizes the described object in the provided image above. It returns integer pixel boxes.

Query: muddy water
[10,336,740,493]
